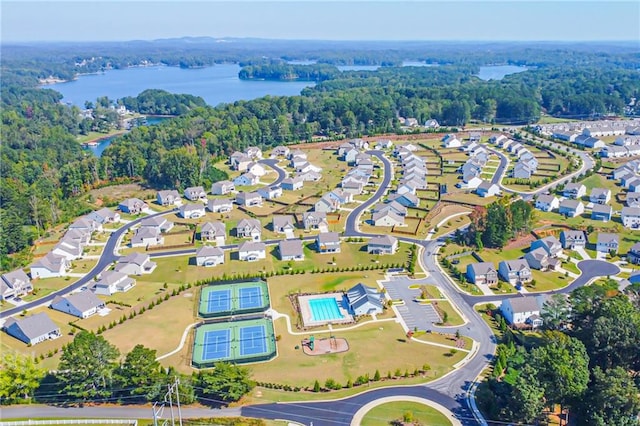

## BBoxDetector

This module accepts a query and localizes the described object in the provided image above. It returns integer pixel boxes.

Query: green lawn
[361,401,453,426]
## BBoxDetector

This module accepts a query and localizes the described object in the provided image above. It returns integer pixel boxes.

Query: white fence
[0,420,137,426]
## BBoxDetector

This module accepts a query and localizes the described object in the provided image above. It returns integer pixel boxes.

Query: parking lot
[383,277,442,331]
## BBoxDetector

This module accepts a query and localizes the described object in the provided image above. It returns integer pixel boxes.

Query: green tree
[57,331,120,401]
[0,353,45,404]
[580,366,640,426]
[541,293,571,330]
[115,344,163,402]
[504,365,546,424]
[197,362,254,402]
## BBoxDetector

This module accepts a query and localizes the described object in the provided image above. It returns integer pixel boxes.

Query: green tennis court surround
[192,318,277,367]
[198,280,270,318]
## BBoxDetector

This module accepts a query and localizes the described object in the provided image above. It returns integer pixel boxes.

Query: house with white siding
[195,246,225,267]
[30,253,70,279]
[94,271,136,296]
[50,291,105,319]
[237,241,266,261]
[3,312,61,345]
[0,269,33,301]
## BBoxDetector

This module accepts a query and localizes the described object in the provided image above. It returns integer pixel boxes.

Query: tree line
[0,331,253,406]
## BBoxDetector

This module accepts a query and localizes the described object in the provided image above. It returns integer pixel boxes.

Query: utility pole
[151,377,183,426]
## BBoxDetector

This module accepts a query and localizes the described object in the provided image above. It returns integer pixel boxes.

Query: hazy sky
[2,1,639,42]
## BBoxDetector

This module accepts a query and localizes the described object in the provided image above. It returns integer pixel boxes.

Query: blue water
[476,65,528,81]
[48,64,314,108]
[83,116,171,157]
[309,298,344,322]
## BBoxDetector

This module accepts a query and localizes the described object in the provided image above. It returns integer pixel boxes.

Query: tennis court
[198,280,270,318]
[207,289,232,313]
[192,318,277,368]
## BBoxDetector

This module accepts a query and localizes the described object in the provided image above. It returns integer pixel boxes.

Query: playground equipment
[309,335,315,351]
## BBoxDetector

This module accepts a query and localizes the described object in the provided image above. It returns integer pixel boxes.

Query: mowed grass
[361,401,453,426]
[248,318,467,387]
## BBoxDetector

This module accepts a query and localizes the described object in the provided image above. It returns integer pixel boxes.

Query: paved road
[258,158,287,187]
[0,208,177,320]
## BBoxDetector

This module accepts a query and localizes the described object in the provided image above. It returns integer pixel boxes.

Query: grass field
[361,401,453,426]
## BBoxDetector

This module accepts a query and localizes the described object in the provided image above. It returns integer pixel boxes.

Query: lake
[83,116,171,157]
[48,64,314,108]
[476,65,528,81]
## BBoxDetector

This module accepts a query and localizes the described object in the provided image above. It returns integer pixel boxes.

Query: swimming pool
[309,297,345,322]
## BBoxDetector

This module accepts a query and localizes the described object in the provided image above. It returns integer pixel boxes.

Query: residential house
[118,198,148,215]
[342,179,365,195]
[373,201,407,217]
[601,145,629,158]
[30,253,70,279]
[130,227,163,248]
[563,183,587,199]
[372,210,405,227]
[498,259,532,285]
[367,235,398,255]
[349,138,369,150]
[530,236,562,257]
[560,230,587,250]
[626,242,640,264]
[524,247,560,271]
[0,269,32,301]
[51,237,84,261]
[195,246,225,267]
[397,182,417,196]
[281,177,303,191]
[296,162,323,174]
[575,135,605,148]
[257,185,283,200]
[207,198,234,213]
[346,283,383,316]
[139,216,174,232]
[535,194,560,212]
[245,146,262,159]
[88,208,121,224]
[68,217,102,234]
[375,139,393,149]
[589,188,612,205]
[235,218,262,241]
[596,233,619,254]
[520,152,539,170]
[290,155,309,169]
[237,241,266,261]
[302,212,328,231]
[288,149,307,160]
[50,291,105,319]
[626,192,640,208]
[272,215,296,234]
[230,152,251,172]
[247,162,266,177]
[466,262,498,286]
[278,239,305,261]
[296,170,322,182]
[476,181,500,198]
[591,204,613,222]
[387,192,419,208]
[513,162,534,179]
[343,148,359,164]
[114,252,157,275]
[489,134,507,145]
[3,312,61,345]
[314,194,339,213]
[500,297,543,327]
[179,203,206,219]
[424,119,440,129]
[156,190,182,206]
[94,270,136,296]
[552,131,578,142]
[468,131,482,142]
[316,232,341,254]
[211,181,235,195]
[235,191,263,207]
[184,186,207,201]
[200,222,226,244]
[460,175,483,190]
[621,206,640,228]
[270,145,290,158]
[233,172,259,187]
[558,199,584,218]
[442,134,462,148]
[625,177,640,192]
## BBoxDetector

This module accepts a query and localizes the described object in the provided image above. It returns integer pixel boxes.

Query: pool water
[309,298,344,322]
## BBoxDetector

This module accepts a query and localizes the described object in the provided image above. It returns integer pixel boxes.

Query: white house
[235,218,262,241]
[596,233,619,254]
[30,253,70,279]
[237,241,267,261]
[207,198,234,213]
[156,190,182,206]
[560,230,587,250]
[621,206,640,228]
[200,222,226,244]
[211,181,235,195]
[184,186,207,201]
[114,252,157,275]
[179,203,206,219]
[195,246,225,267]
[247,162,266,177]
[535,194,559,212]
[236,191,263,207]
[278,239,305,261]
[88,208,121,224]
[346,283,384,316]
[118,198,148,215]
[0,269,33,301]
[130,227,163,248]
[372,210,405,227]
[257,185,283,200]
[50,291,105,319]
[558,199,585,218]
[3,312,61,345]
[442,134,462,148]
[498,259,532,286]
[94,270,136,295]
[500,297,543,327]
[367,235,398,255]
[476,181,500,198]
[272,215,296,234]
[589,188,612,205]
[563,183,587,199]
[233,172,259,187]
[302,212,328,231]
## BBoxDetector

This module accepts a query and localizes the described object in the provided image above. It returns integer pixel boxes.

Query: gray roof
[526,247,548,261]
[196,246,224,257]
[622,206,640,216]
[559,199,582,210]
[97,270,128,285]
[592,204,612,215]
[590,188,610,198]
[180,203,205,213]
[536,194,556,204]
[279,239,304,257]
[564,183,585,192]
[372,210,404,224]
[117,252,151,267]
[4,312,59,340]
[201,221,225,235]
[469,262,496,275]
[31,253,67,272]
[347,283,383,312]
[506,297,541,314]
[52,290,104,313]
[237,218,261,231]
[502,259,530,272]
[273,215,295,230]
[368,235,398,247]
[238,241,266,252]
[561,230,585,240]
[2,269,31,288]
[597,233,619,244]
[140,216,169,228]
[303,212,327,221]
[317,232,341,245]
[209,198,233,207]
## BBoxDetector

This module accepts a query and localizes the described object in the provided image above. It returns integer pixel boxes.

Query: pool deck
[298,293,354,328]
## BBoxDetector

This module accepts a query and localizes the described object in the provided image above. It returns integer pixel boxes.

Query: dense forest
[1,40,639,271]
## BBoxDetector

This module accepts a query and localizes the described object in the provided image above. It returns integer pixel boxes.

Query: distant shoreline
[80,130,127,146]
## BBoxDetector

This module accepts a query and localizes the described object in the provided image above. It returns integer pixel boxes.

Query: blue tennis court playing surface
[203,329,231,360]
[238,286,262,310]
[239,325,267,356]
[207,289,231,313]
